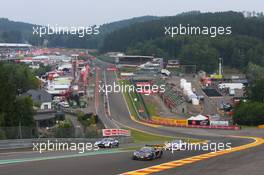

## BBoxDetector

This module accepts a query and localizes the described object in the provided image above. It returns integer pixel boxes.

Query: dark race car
[132,146,163,160]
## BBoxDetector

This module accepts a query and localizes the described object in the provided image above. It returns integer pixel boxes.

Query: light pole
[19,120,22,139]
[219,58,223,76]
[17,88,22,139]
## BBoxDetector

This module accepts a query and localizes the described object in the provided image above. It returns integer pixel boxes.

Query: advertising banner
[102,129,131,137]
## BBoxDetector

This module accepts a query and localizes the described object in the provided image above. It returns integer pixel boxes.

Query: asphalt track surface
[0,58,263,175]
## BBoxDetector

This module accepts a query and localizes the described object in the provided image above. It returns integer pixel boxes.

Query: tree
[55,120,74,138]
[234,63,264,126]
[247,78,264,102]
[2,30,22,43]
[179,42,219,72]
[0,113,5,127]
[13,96,35,127]
[0,63,38,127]
[233,102,264,126]
[246,63,264,83]
[32,64,52,77]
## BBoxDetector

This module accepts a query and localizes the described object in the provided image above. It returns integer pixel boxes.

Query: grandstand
[116,55,154,66]
[153,78,187,114]
[0,43,32,58]
[163,87,185,106]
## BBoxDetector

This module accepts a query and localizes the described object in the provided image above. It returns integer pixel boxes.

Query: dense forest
[100,11,264,73]
[0,16,159,48]
[1,12,264,73]
[0,18,39,43]
[43,16,159,48]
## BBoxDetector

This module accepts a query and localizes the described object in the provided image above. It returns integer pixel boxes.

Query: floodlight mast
[219,57,223,76]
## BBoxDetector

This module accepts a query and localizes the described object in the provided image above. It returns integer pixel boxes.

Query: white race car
[94,138,119,148]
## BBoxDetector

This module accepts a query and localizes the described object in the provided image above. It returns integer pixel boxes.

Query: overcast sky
[0,0,263,26]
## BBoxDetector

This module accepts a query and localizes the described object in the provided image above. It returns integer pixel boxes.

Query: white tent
[187,116,196,120]
[188,114,208,121]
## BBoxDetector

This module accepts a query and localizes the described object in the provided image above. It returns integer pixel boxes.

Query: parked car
[59,101,70,108]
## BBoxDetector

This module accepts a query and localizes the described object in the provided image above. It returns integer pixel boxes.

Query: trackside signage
[210,121,229,126]
[107,67,117,71]
[102,129,131,137]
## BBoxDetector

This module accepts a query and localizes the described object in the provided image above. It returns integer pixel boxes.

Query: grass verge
[145,102,157,116]
[120,127,205,151]
[130,128,173,143]
[118,81,205,145]
[119,80,138,117]
[127,127,203,144]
